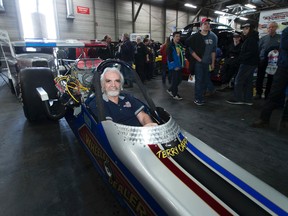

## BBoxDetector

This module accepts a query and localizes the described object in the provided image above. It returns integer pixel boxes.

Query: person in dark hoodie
[119,33,135,87]
[226,22,259,105]
[218,32,243,90]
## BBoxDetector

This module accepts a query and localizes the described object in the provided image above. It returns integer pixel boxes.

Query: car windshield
[14,46,54,55]
[211,24,233,30]
[182,22,233,32]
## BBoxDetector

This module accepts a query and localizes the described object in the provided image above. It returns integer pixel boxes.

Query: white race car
[22,59,288,215]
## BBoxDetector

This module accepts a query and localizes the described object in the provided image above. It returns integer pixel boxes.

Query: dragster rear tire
[20,67,58,121]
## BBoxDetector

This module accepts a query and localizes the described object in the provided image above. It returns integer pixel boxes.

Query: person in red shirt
[160,37,170,84]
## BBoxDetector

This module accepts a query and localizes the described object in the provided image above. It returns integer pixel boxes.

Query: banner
[258,8,288,37]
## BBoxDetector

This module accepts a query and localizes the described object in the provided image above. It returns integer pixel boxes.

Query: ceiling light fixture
[245,4,256,9]
[184,3,197,8]
[214,10,226,15]
[239,17,248,20]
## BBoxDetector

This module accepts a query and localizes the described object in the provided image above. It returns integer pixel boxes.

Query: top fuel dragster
[18,45,288,215]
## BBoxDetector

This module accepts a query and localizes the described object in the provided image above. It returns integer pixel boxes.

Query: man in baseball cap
[186,17,217,105]
[233,32,241,37]
[240,22,255,29]
[201,17,211,24]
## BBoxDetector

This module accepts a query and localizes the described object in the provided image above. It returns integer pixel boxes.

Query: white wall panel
[117,1,133,40]
[134,3,150,35]
[56,0,94,40]
[166,9,177,39]
[94,0,115,41]
[150,6,164,43]
[178,11,188,30]
[1,0,192,44]
[0,0,21,40]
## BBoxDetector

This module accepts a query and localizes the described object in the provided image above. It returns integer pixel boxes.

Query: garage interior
[1,0,288,215]
[1,75,288,215]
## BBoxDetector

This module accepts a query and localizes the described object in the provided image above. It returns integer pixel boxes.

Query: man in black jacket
[135,36,148,82]
[100,35,115,60]
[119,33,135,87]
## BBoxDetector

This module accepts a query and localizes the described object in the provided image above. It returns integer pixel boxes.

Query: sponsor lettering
[109,178,148,216]
[82,132,107,161]
[263,12,288,21]
[156,138,188,158]
[78,125,153,215]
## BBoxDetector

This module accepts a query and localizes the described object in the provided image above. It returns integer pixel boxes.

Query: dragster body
[63,60,288,216]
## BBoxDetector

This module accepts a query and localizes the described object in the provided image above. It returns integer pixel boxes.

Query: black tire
[20,67,58,121]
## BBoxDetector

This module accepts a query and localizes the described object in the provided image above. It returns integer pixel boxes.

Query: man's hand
[210,63,215,71]
[144,122,158,127]
[137,111,158,127]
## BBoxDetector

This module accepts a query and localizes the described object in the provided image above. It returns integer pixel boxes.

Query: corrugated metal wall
[0,0,20,40]
[57,0,95,40]
[0,0,195,43]
[94,0,116,41]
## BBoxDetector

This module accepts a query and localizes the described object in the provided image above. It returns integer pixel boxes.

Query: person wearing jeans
[194,62,210,103]
[166,31,185,100]
[226,21,259,105]
[233,64,255,104]
[186,18,217,105]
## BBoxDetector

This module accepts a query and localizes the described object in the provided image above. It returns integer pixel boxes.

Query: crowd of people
[86,20,287,129]
[86,33,162,86]
[160,19,287,128]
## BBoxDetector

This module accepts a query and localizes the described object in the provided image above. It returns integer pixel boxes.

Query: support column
[162,7,166,42]
[149,3,151,37]
[93,0,96,39]
[132,0,135,33]
[114,0,118,40]
[176,9,178,30]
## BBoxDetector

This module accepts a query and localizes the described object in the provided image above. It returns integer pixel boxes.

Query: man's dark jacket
[185,32,206,74]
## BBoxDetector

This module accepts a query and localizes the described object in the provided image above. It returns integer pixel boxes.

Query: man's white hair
[269,21,278,28]
[100,67,125,92]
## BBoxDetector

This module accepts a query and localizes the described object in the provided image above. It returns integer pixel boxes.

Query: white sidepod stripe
[102,119,236,215]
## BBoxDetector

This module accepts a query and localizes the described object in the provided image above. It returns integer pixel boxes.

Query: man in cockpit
[90,67,157,127]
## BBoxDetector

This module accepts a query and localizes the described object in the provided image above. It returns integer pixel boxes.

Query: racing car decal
[149,141,234,215]
[78,124,158,216]
[149,134,287,215]
[182,133,287,216]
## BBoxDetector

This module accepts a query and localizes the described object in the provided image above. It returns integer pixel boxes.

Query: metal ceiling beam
[133,2,143,22]
[191,8,203,22]
[260,0,277,7]
[205,0,235,8]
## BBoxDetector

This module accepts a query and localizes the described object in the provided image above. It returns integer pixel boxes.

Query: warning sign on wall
[77,6,90,15]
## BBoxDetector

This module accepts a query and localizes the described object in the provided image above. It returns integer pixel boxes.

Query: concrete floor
[0,76,288,215]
